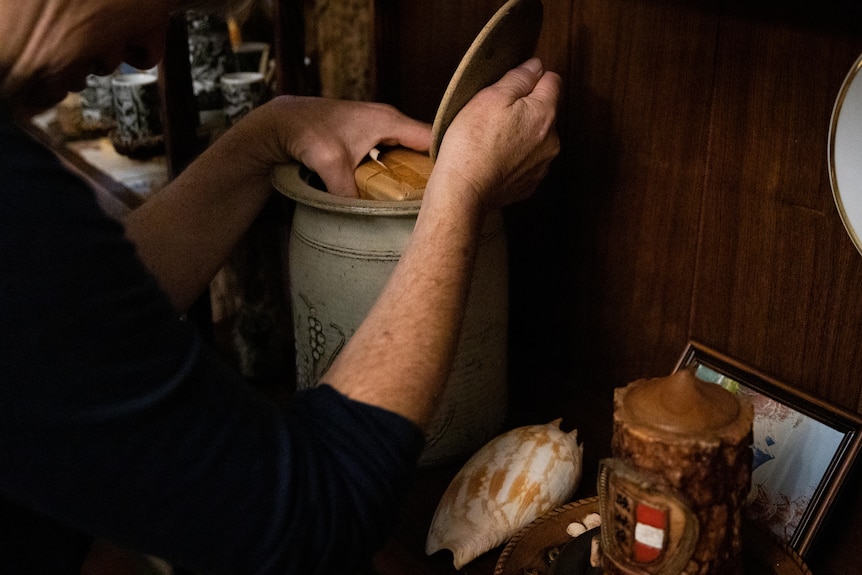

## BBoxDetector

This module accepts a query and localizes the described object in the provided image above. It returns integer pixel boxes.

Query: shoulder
[0,115,109,223]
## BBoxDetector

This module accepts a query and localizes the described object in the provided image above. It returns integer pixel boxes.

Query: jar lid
[430,0,543,160]
[273,0,543,201]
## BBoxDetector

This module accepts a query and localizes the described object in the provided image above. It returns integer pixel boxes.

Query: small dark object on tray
[547,527,601,575]
[109,130,165,160]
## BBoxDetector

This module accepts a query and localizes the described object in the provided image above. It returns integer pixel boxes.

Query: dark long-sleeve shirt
[0,116,424,574]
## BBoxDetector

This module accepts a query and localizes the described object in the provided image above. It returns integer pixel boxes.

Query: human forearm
[318,59,560,429]
[321,176,484,428]
[122,96,432,312]
[122,121,273,312]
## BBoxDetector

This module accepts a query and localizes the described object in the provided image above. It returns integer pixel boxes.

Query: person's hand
[430,58,561,214]
[245,97,432,197]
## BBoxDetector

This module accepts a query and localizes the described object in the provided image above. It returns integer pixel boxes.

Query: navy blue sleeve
[0,118,425,574]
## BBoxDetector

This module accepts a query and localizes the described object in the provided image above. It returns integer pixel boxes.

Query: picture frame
[675,341,862,557]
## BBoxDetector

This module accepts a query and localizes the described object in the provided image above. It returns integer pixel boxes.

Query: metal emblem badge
[598,459,699,574]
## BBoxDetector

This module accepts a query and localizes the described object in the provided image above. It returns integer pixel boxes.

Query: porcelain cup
[110,73,163,158]
[220,72,265,126]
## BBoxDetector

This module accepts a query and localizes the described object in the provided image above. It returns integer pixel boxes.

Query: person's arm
[122,98,431,312]
[323,58,561,429]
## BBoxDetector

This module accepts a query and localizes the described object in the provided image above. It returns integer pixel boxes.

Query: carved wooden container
[600,368,754,574]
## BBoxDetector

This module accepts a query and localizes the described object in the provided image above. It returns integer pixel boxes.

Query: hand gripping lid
[429,0,544,160]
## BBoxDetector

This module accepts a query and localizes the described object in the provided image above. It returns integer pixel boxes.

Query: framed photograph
[675,341,862,557]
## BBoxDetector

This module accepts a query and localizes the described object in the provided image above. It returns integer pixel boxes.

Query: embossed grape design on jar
[273,162,509,466]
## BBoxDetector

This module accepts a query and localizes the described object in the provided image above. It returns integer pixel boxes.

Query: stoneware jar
[272,163,509,466]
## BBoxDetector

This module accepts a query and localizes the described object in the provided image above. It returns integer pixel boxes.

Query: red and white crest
[598,459,698,574]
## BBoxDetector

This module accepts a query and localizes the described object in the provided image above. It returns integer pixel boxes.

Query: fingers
[529,68,562,110]
[380,117,432,153]
[323,116,431,197]
[427,58,560,213]
[492,57,549,102]
[319,162,360,198]
[275,99,431,198]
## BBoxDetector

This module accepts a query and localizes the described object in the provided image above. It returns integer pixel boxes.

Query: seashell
[425,418,584,569]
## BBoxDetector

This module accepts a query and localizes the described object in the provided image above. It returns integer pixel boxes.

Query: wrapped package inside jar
[354,148,434,202]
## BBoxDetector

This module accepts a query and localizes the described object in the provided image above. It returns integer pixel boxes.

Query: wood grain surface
[369,1,862,573]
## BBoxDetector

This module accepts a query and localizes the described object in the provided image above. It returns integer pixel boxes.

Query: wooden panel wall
[694,6,862,407]
[381,0,862,403]
[374,0,862,572]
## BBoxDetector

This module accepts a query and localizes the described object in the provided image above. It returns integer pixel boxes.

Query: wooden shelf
[21,109,165,213]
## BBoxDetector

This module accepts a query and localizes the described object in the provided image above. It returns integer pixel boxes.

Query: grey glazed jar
[273,163,509,466]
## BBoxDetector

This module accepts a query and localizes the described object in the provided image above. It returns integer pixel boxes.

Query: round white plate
[829,52,862,255]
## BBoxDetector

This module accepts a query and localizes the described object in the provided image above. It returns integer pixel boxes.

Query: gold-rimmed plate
[829,52,862,256]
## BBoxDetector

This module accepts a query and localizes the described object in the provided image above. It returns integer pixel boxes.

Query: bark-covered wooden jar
[599,368,754,575]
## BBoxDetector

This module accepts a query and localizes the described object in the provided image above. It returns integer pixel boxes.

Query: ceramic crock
[272,162,509,466]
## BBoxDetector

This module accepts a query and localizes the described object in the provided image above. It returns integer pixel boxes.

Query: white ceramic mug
[186,11,234,111]
[220,72,265,126]
[80,73,115,131]
[110,73,163,158]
